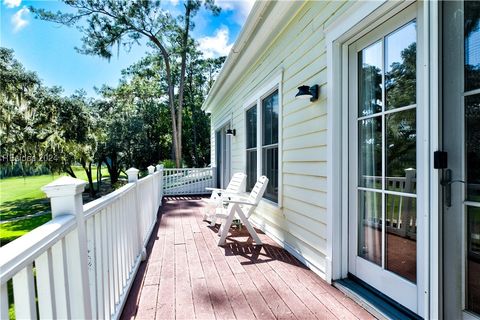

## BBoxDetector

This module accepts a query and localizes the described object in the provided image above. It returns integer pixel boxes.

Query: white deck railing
[163,167,215,195]
[0,165,164,319]
[361,169,417,238]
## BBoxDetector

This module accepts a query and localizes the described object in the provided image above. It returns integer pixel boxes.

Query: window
[245,106,257,191]
[245,88,280,203]
[262,91,279,202]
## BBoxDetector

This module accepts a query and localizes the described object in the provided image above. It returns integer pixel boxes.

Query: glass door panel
[348,6,421,313]
[443,1,480,317]
[356,19,418,282]
[465,2,480,315]
[468,206,480,315]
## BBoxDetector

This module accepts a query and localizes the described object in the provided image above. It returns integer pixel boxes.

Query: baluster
[94,213,105,320]
[0,283,8,320]
[13,264,36,319]
[86,217,97,318]
[113,200,120,304]
[36,249,56,319]
[51,239,70,318]
[197,169,200,194]
[118,197,125,292]
[101,208,112,319]
[107,204,115,315]
[127,191,134,273]
[121,196,128,289]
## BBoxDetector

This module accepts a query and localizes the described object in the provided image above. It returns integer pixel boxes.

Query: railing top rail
[163,167,211,171]
[83,183,135,219]
[137,174,154,186]
[0,214,76,284]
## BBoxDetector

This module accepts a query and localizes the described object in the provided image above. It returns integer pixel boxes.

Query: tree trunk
[96,161,102,191]
[82,161,96,198]
[105,155,119,186]
[148,34,181,167]
[188,69,198,167]
[177,0,193,168]
[65,166,77,178]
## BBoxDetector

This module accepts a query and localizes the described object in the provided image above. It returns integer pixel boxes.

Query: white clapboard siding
[208,1,353,279]
[283,115,327,138]
[283,131,327,151]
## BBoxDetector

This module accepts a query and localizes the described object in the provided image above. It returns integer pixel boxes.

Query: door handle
[441,168,465,207]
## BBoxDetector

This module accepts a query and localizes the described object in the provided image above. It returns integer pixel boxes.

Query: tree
[31,0,221,167]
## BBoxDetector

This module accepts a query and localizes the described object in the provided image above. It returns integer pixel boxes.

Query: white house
[202,1,480,319]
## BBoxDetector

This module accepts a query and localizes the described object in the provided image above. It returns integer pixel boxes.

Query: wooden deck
[121,196,375,320]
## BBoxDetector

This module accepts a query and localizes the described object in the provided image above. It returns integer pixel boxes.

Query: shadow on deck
[121,196,375,320]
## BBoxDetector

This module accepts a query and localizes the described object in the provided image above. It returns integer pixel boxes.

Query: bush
[161,159,176,168]
[0,163,52,178]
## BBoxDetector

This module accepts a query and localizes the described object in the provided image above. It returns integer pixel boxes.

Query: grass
[0,166,110,245]
[0,214,52,246]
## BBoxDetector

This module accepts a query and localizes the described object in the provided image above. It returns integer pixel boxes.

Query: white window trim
[244,72,283,207]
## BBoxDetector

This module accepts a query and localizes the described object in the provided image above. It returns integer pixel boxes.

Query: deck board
[121,196,376,320]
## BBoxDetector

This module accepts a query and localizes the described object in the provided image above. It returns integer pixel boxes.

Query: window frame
[245,103,258,192]
[243,73,283,206]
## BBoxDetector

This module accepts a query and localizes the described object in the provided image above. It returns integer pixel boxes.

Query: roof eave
[202,1,301,113]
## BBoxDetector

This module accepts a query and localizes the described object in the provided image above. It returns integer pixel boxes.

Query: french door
[443,1,480,319]
[347,5,424,314]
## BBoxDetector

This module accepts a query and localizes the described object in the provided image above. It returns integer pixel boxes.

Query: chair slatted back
[225,173,247,194]
[243,176,269,218]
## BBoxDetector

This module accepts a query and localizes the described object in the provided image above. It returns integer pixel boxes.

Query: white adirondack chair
[216,176,269,246]
[203,172,247,226]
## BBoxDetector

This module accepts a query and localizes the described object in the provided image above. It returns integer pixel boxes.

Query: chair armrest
[220,193,248,201]
[223,199,256,206]
[205,187,224,192]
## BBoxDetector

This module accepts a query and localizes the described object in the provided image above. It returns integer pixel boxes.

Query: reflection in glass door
[465,4,480,314]
[348,7,421,313]
[357,18,417,281]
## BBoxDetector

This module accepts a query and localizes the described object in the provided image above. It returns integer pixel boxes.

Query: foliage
[359,41,417,178]
[31,0,221,167]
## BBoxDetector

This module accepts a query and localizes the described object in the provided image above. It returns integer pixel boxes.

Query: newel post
[147,165,158,224]
[212,165,217,188]
[126,167,146,260]
[147,165,155,175]
[41,177,92,319]
[156,164,164,204]
[126,167,139,183]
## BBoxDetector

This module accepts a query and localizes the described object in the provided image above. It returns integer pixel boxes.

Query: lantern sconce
[295,84,319,102]
[226,128,236,136]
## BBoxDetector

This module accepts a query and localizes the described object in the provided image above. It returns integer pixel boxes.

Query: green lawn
[0,215,52,245]
[0,166,110,245]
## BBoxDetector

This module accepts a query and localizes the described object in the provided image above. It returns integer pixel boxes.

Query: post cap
[147,165,155,174]
[42,176,87,198]
[156,164,163,171]
[126,167,139,182]
[126,167,139,174]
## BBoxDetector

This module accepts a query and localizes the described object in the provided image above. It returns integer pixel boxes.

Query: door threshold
[334,274,422,320]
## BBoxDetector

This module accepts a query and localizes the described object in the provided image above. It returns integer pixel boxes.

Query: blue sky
[0,0,254,97]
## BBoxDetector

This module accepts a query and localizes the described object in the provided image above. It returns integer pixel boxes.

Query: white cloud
[12,7,29,32]
[216,0,255,25]
[166,0,179,6]
[198,26,233,58]
[3,0,21,8]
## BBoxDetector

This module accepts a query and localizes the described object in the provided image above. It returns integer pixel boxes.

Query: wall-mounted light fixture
[295,84,319,102]
[226,128,236,136]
